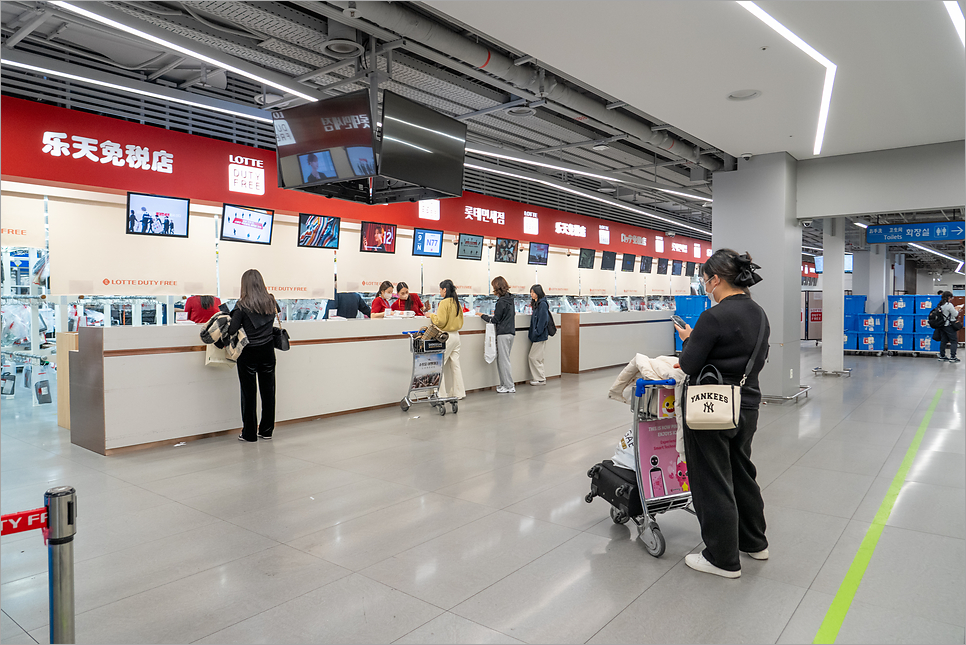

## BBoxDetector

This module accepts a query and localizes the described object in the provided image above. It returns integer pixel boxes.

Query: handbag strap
[272,296,284,329]
[740,308,767,386]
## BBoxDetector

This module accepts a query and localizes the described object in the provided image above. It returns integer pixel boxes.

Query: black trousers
[684,407,767,571]
[236,342,276,441]
[939,325,958,358]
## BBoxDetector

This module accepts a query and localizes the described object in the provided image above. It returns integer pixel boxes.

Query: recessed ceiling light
[591,144,610,151]
[598,186,617,193]
[727,89,762,101]
[505,106,536,118]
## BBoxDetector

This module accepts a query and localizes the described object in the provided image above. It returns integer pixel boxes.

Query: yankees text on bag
[683,308,766,430]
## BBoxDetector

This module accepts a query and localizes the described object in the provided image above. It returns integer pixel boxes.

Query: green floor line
[813,388,943,645]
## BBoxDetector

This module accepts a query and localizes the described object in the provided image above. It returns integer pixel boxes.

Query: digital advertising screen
[578,248,595,269]
[360,221,396,253]
[640,256,653,273]
[413,228,444,257]
[845,253,853,273]
[621,253,636,272]
[600,251,617,271]
[671,260,683,275]
[657,257,669,275]
[297,214,340,249]
[814,256,824,273]
[126,192,190,238]
[456,233,484,261]
[495,238,518,263]
[528,242,550,266]
[220,204,274,245]
[686,261,696,277]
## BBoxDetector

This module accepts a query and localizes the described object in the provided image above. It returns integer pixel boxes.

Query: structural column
[712,152,801,398]
[822,217,846,372]
[851,248,888,314]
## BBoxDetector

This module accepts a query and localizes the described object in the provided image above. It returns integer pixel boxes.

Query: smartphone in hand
[671,315,687,329]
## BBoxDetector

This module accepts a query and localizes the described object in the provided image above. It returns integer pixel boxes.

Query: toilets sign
[866,221,965,244]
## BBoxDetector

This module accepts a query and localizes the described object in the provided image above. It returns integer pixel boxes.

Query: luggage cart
[588,378,694,557]
[399,331,459,416]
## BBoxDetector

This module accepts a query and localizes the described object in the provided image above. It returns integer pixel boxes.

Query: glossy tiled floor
[2,345,964,644]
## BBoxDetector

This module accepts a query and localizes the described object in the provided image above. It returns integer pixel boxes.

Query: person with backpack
[935,291,964,363]
[528,284,554,385]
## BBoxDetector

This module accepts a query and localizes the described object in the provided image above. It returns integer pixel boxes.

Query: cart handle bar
[635,378,676,396]
[402,331,418,336]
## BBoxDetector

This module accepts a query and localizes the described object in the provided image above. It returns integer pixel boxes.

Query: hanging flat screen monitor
[671,260,683,275]
[814,256,824,273]
[126,192,190,238]
[273,90,376,188]
[360,221,396,253]
[578,248,595,269]
[845,253,853,273]
[221,204,274,245]
[298,214,340,249]
[413,228,444,257]
[528,242,550,266]
[495,238,518,263]
[686,261,696,277]
[640,256,653,273]
[621,253,636,272]
[600,251,617,271]
[657,258,669,274]
[379,91,467,197]
[456,233,484,260]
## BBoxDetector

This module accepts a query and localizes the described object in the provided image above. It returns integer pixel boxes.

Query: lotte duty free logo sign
[228,155,265,196]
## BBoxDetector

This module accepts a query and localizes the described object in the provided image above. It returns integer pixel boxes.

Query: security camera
[740,153,753,161]
[802,220,813,228]
[666,231,676,238]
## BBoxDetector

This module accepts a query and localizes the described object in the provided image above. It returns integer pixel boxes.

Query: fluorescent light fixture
[909,242,964,264]
[50,1,318,102]
[853,221,868,229]
[956,260,965,275]
[466,147,620,184]
[1,57,273,123]
[803,246,824,253]
[737,1,836,155]
[801,252,816,257]
[464,162,711,236]
[657,188,713,203]
[945,1,966,47]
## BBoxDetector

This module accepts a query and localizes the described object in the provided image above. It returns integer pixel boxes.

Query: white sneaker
[743,549,769,560]
[684,553,740,578]
[529,380,546,386]
[506,387,516,393]
[496,386,508,393]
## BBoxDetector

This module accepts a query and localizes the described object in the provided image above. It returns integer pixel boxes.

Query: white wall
[797,140,965,220]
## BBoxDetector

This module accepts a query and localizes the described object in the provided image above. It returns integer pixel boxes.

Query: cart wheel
[610,506,630,525]
[639,525,666,557]
[400,398,410,412]
[438,405,446,416]
[584,493,594,503]
[451,401,458,414]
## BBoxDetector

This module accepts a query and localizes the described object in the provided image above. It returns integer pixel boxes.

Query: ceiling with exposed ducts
[1,1,963,272]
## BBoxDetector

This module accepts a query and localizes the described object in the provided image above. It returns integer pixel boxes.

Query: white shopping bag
[484,323,497,364]
[205,344,234,367]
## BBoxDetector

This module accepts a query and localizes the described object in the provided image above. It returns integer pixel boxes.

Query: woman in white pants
[528,284,551,385]
[430,279,465,399]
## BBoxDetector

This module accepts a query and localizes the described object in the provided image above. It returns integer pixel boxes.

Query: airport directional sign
[865,221,965,244]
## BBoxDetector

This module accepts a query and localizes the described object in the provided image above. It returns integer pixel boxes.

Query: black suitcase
[585,460,643,522]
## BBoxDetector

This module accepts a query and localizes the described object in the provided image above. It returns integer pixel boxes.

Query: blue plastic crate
[673,315,700,352]
[844,314,857,332]
[858,332,885,351]
[856,314,885,332]
[915,294,942,314]
[915,316,932,334]
[673,296,711,317]
[887,295,916,313]
[888,333,913,351]
[844,331,858,350]
[888,315,915,334]
[844,295,867,314]
[915,334,939,353]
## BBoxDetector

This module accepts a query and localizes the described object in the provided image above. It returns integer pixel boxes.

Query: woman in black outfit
[480,276,516,393]
[229,269,280,442]
[674,249,770,578]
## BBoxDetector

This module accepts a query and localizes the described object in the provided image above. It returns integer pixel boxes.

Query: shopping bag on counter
[484,323,497,364]
[34,367,51,405]
[205,344,234,367]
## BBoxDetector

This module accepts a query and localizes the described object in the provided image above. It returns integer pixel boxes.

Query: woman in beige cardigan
[430,279,465,399]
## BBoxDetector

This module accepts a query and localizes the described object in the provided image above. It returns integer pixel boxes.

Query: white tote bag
[205,343,234,367]
[483,323,497,364]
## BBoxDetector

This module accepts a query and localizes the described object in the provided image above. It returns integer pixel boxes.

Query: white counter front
[560,311,674,373]
[68,314,560,454]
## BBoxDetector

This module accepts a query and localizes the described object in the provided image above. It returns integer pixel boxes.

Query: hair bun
[734,255,763,288]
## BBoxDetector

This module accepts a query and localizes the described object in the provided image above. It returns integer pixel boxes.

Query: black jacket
[323,292,371,319]
[528,297,550,342]
[228,303,278,347]
[481,294,515,336]
[678,294,770,408]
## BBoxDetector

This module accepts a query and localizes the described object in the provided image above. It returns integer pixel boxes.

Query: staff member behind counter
[391,282,424,316]
[322,291,372,319]
[370,281,394,318]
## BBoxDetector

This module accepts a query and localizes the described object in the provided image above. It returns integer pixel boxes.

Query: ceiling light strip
[658,188,713,203]
[945,1,966,47]
[1,57,273,123]
[908,242,964,264]
[464,162,711,236]
[50,1,318,102]
[736,1,837,155]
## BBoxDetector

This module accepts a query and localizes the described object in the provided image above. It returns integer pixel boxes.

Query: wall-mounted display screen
[814,256,824,273]
[671,260,683,275]
[685,261,696,277]
[657,258,669,274]
[298,214,340,249]
[221,204,274,245]
[495,238,518,263]
[456,233,484,260]
[845,253,853,273]
[600,251,617,271]
[640,256,653,273]
[621,253,636,272]
[528,242,550,266]
[360,221,396,253]
[126,192,190,238]
[578,248,595,269]
[413,228,444,257]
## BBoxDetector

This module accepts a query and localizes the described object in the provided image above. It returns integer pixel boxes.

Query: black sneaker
[938,356,949,362]
[258,433,273,440]
[951,357,961,363]
[238,434,256,442]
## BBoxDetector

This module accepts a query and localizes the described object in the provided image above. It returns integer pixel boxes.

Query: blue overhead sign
[866,221,965,244]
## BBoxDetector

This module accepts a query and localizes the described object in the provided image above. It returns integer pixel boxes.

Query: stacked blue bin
[843,296,867,350]
[914,295,941,354]
[887,295,917,353]
[673,295,711,352]
[854,314,885,351]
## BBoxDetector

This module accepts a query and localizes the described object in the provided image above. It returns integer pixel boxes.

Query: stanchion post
[45,486,76,644]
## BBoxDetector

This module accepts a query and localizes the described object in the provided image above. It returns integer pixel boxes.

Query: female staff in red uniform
[390,281,425,316]
[370,281,394,318]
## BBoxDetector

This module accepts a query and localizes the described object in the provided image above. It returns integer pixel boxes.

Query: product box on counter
[888,315,915,333]
[888,295,916,312]
[844,295,867,315]
[915,294,942,314]
[888,333,913,352]
[858,333,885,352]
[856,314,885,332]
[915,334,939,353]
[844,332,858,350]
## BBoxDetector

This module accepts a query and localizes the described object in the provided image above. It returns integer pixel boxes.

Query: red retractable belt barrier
[1,507,48,536]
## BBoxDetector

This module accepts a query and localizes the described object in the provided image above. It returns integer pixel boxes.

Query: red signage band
[1,507,47,536]
[1,96,709,261]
